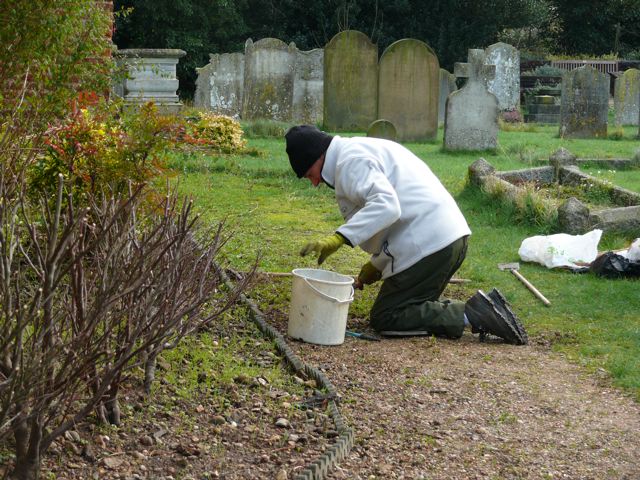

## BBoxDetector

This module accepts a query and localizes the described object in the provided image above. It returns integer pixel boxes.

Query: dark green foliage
[113,0,640,99]
[114,0,250,98]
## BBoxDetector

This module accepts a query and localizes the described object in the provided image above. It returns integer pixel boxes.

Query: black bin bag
[590,252,640,279]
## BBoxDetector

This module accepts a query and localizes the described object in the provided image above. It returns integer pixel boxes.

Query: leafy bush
[181,110,247,152]
[522,65,566,76]
[30,102,176,200]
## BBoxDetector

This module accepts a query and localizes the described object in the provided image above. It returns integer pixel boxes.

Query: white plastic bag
[619,238,640,262]
[518,229,602,269]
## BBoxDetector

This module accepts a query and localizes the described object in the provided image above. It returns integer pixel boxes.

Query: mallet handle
[511,269,551,307]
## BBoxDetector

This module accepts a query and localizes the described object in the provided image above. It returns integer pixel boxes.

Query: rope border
[229,283,354,480]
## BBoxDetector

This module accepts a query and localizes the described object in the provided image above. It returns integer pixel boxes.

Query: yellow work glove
[300,233,345,265]
[356,261,382,289]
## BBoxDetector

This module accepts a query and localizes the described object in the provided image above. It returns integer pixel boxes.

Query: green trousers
[369,236,468,339]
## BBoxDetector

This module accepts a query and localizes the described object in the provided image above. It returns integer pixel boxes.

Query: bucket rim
[291,268,354,285]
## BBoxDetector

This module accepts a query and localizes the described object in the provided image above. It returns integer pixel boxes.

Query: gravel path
[290,332,640,480]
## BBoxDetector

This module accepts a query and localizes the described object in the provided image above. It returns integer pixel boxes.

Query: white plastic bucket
[288,268,354,345]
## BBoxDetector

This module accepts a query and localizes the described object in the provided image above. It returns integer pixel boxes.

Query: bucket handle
[303,277,354,304]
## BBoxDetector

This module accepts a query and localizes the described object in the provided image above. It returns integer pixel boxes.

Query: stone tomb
[469,148,640,235]
[115,48,186,114]
[560,66,609,138]
[614,68,640,126]
[438,69,457,124]
[444,49,499,151]
[194,52,245,118]
[242,38,295,121]
[483,42,520,112]
[324,30,378,131]
[377,39,439,141]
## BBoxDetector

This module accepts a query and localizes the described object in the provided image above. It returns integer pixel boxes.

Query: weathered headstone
[367,119,397,141]
[377,39,439,141]
[292,49,324,125]
[324,30,378,131]
[483,42,520,111]
[444,49,499,150]
[439,69,457,124]
[115,48,186,114]
[242,38,295,121]
[614,68,640,126]
[559,66,609,138]
[194,53,245,118]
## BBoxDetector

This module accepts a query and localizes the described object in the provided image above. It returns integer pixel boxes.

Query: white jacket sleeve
[335,158,401,247]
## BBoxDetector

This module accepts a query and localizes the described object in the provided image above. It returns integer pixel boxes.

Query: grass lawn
[169,124,640,400]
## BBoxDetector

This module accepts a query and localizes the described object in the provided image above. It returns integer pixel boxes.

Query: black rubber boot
[465,289,528,345]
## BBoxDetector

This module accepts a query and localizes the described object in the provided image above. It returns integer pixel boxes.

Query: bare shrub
[0,175,252,479]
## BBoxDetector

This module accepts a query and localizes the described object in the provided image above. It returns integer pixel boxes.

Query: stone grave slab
[614,68,640,126]
[292,48,324,125]
[483,42,520,111]
[367,119,397,141]
[242,38,295,121]
[439,69,457,124]
[560,66,608,138]
[195,52,245,118]
[444,49,499,150]
[324,30,378,131]
[378,39,439,141]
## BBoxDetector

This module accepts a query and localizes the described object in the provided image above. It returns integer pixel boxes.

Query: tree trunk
[105,394,121,426]
[143,350,158,395]
[10,416,42,480]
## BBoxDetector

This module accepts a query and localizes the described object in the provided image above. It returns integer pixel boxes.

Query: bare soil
[17,282,640,480]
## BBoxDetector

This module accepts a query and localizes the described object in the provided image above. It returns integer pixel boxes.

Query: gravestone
[292,49,324,125]
[367,119,397,141]
[324,30,378,131]
[439,69,457,124]
[560,66,609,138]
[483,42,520,111]
[194,53,245,118]
[115,48,186,114]
[377,39,439,141]
[614,68,640,126]
[444,49,499,151]
[242,38,295,121]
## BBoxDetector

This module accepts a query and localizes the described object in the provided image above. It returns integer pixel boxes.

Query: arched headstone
[324,30,378,131]
[483,42,520,111]
[560,66,609,138]
[378,39,439,141]
[367,119,397,141]
[242,38,295,121]
[614,68,640,126]
[444,49,499,151]
[195,52,245,118]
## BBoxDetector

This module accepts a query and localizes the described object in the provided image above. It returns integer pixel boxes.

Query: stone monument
[614,68,640,126]
[324,30,378,131]
[194,52,244,118]
[292,49,324,125]
[242,38,296,121]
[115,48,186,114]
[444,49,499,150]
[438,69,457,124]
[483,42,520,111]
[560,66,609,138]
[367,119,397,141]
[377,39,439,141]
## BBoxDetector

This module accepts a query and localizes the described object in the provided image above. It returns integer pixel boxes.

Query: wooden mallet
[498,262,551,307]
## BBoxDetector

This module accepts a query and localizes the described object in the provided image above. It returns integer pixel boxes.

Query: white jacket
[322,136,471,279]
